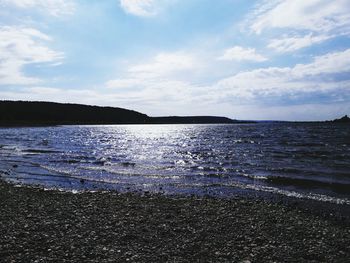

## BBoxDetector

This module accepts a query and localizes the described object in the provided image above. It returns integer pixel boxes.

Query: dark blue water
[0,123,349,204]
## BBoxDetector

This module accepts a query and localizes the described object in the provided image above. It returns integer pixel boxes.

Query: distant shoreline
[1,100,348,126]
[0,100,255,126]
[0,121,254,128]
[0,120,348,128]
[0,122,255,128]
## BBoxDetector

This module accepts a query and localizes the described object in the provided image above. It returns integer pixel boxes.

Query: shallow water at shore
[0,123,349,204]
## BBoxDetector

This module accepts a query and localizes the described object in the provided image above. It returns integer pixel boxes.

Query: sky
[0,0,349,121]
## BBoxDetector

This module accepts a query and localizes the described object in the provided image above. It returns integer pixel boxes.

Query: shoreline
[1,179,349,262]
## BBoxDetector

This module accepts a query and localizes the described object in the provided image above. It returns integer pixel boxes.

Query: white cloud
[119,0,159,17]
[0,60,39,85]
[268,34,331,52]
[0,26,63,85]
[250,0,350,34]
[106,78,143,89]
[104,52,201,113]
[102,49,350,118]
[0,83,202,116]
[103,51,214,114]
[215,49,350,99]
[245,0,350,54]
[128,52,197,78]
[218,46,267,62]
[0,0,75,16]
[293,49,350,77]
[106,52,200,88]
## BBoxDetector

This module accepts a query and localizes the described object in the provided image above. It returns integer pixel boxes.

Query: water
[0,123,349,204]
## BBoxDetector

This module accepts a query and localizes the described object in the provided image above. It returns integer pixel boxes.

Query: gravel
[0,180,349,262]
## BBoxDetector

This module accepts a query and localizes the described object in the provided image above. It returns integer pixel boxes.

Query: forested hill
[0,101,242,125]
[0,101,149,125]
[330,115,350,123]
[150,116,240,124]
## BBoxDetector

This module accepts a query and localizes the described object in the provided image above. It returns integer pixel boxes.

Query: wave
[3,166,349,205]
[22,149,61,154]
[206,181,350,205]
[267,176,350,194]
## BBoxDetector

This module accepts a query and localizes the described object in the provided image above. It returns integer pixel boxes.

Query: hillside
[0,101,243,126]
[151,116,244,124]
[0,101,149,125]
[331,115,350,123]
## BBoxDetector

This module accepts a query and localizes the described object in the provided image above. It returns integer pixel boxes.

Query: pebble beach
[0,179,349,262]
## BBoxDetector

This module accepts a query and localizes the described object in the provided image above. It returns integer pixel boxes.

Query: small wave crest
[267,176,350,194]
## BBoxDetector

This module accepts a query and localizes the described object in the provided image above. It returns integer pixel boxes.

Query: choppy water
[0,123,349,204]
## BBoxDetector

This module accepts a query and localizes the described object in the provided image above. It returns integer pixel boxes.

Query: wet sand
[0,180,349,262]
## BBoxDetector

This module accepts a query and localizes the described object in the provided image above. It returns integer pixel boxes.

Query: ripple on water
[0,123,349,204]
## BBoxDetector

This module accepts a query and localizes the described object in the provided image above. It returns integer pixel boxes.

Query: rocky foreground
[0,180,349,262]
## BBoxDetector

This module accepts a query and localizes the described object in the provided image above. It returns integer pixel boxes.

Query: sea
[0,123,349,205]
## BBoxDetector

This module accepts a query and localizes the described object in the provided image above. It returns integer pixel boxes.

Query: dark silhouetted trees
[0,101,244,126]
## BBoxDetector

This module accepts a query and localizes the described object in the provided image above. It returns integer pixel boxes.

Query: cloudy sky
[0,0,349,120]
